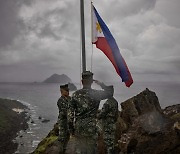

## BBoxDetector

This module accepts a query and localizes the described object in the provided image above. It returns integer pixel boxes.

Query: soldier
[70,71,114,154]
[57,84,73,154]
[97,93,119,154]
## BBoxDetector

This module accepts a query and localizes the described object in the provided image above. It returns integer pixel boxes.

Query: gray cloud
[0,0,25,48]
[94,0,157,22]
[155,0,180,28]
[0,0,180,84]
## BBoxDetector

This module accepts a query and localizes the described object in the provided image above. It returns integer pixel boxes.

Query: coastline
[0,98,29,154]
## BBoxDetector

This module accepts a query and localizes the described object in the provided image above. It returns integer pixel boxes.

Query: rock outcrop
[68,82,77,91]
[163,104,180,120]
[32,89,180,154]
[118,88,180,153]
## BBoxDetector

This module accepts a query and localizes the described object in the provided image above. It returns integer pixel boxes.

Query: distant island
[43,74,77,91]
[43,74,71,83]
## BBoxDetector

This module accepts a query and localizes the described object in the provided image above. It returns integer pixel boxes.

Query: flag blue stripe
[93,7,129,82]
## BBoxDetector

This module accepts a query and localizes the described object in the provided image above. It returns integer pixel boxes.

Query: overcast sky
[0,0,180,84]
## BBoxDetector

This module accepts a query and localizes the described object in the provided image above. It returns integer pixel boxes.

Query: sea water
[0,82,179,153]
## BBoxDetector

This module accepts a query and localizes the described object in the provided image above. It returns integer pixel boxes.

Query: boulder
[118,89,179,153]
[121,88,162,125]
[41,119,50,123]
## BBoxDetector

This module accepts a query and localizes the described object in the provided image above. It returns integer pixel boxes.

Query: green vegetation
[33,135,58,154]
[171,113,180,120]
[32,123,59,154]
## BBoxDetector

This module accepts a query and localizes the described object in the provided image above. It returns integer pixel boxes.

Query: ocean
[0,82,179,153]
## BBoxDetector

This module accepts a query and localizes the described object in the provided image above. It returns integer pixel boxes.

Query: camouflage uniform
[57,95,72,153]
[70,80,113,154]
[98,97,119,154]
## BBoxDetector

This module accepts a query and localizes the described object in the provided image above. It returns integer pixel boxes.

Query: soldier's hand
[94,80,107,89]
[97,113,101,120]
[68,122,75,136]
[94,80,102,85]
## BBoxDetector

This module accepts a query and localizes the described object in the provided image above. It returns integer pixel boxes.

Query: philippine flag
[92,5,133,87]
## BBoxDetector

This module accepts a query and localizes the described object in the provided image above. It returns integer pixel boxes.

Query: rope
[90,0,94,72]
[91,43,94,72]
[80,39,82,89]
[79,0,82,89]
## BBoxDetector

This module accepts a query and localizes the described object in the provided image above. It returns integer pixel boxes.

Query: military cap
[82,71,93,80]
[60,84,69,91]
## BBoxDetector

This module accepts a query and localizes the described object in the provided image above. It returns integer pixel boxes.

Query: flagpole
[80,0,86,73]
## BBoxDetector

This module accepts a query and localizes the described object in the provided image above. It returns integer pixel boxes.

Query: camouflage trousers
[74,136,97,154]
[58,132,70,154]
[74,119,98,154]
[58,120,70,154]
[103,123,116,154]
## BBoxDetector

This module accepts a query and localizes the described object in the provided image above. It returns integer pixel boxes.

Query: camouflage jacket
[70,85,113,137]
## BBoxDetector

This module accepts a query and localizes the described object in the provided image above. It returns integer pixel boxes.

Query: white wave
[32,127,40,130]
[16,99,31,107]
[27,131,33,134]
[32,140,40,147]
[12,108,24,114]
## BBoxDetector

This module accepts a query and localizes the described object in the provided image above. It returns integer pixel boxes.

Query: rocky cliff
[32,89,180,154]
[0,98,29,154]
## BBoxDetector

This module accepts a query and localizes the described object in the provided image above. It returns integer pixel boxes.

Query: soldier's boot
[107,147,116,154]
[59,145,65,154]
[58,140,67,154]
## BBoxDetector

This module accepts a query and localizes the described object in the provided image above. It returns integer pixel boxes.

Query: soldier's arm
[57,99,66,117]
[94,80,114,100]
[67,96,74,123]
[68,96,77,134]
[69,96,77,116]
[97,103,110,119]
[57,99,67,141]
[68,107,74,124]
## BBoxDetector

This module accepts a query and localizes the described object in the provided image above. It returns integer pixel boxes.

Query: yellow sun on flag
[96,22,102,33]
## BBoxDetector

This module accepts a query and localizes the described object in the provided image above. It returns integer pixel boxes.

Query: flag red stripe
[94,37,120,75]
